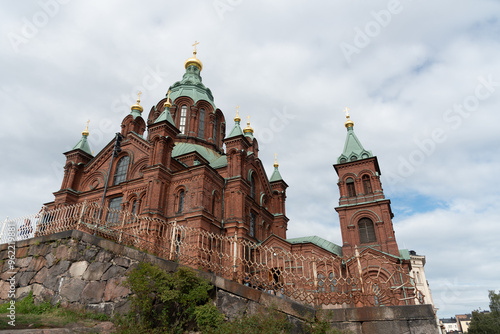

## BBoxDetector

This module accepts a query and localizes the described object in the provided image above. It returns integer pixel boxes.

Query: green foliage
[194,303,224,333]
[468,290,500,334]
[212,308,292,334]
[125,263,214,333]
[490,290,500,314]
[0,292,55,314]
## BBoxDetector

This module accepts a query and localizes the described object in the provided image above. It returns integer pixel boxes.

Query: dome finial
[184,41,203,71]
[235,105,241,123]
[344,106,354,128]
[131,91,144,113]
[164,90,172,109]
[274,153,279,168]
[82,119,90,136]
[243,115,254,134]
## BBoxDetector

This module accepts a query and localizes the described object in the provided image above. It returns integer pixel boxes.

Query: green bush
[194,303,225,333]
[125,263,214,333]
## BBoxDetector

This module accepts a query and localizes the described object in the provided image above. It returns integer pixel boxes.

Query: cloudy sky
[1,0,499,317]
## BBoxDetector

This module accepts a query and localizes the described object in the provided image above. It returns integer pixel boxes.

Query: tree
[468,290,500,334]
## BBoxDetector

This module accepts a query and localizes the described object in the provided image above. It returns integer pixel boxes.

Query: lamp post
[95,133,123,234]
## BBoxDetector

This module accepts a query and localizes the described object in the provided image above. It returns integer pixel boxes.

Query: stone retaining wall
[0,230,438,333]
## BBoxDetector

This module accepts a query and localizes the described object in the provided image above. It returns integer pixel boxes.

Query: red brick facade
[48,58,288,245]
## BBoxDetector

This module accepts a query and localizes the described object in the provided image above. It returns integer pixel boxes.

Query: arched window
[249,212,256,237]
[317,273,325,292]
[213,117,218,146]
[250,174,256,199]
[346,177,356,197]
[329,272,336,292]
[362,175,373,194]
[177,190,185,213]
[359,218,376,243]
[106,196,123,226]
[113,156,130,185]
[198,108,205,138]
[179,105,187,134]
[131,200,137,215]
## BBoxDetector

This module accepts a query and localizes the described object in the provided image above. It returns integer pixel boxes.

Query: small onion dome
[82,120,90,137]
[243,116,254,134]
[345,116,354,128]
[131,92,143,113]
[344,107,354,128]
[184,50,203,71]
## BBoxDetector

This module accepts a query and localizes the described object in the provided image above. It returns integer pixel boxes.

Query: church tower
[334,110,399,258]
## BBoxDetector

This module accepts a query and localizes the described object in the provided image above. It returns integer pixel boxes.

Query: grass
[0,292,110,330]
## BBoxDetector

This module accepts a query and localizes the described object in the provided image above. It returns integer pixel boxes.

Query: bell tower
[334,109,400,258]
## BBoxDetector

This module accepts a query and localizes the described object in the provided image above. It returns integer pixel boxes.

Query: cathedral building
[45,47,418,306]
[48,47,288,244]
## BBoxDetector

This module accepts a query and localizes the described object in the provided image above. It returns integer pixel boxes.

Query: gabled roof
[287,236,343,257]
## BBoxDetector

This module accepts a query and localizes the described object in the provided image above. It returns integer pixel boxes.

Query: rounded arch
[81,170,106,191]
[247,169,257,199]
[211,189,221,218]
[358,218,377,244]
[359,169,375,177]
[341,172,358,182]
[260,193,268,207]
[361,174,373,194]
[112,154,131,186]
[349,209,382,226]
[129,157,148,179]
[174,185,188,213]
[196,100,214,114]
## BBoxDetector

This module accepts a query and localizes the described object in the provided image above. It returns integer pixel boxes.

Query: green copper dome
[168,65,216,110]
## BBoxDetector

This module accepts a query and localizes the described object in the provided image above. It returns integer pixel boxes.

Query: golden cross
[343,107,350,118]
[274,153,278,163]
[85,119,90,130]
[192,40,200,53]
[236,105,240,116]
[166,90,171,101]
[247,115,250,124]
[137,91,142,102]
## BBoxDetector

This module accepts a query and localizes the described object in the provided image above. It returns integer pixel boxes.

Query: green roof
[171,142,227,168]
[72,134,92,155]
[399,249,410,260]
[169,65,216,109]
[226,120,243,139]
[287,236,343,256]
[337,125,373,164]
[269,166,283,182]
[154,107,175,125]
